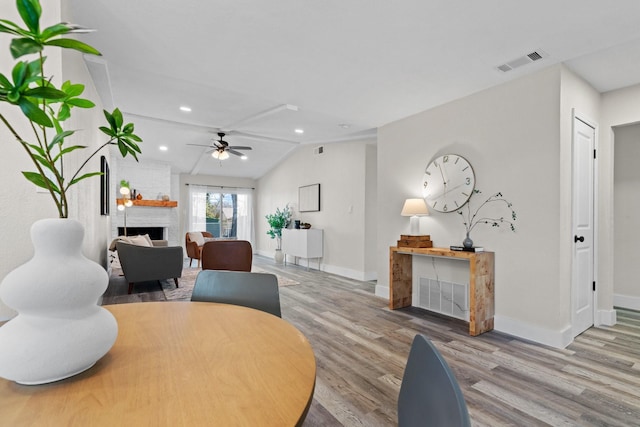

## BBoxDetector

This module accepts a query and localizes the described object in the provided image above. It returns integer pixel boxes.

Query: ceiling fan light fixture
[212,149,229,160]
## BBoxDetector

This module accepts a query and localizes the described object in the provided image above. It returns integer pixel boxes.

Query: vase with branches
[0,0,142,385]
[265,204,292,251]
[458,189,516,248]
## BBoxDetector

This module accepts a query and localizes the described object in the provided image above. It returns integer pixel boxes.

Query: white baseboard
[596,309,617,326]
[257,251,376,283]
[613,293,640,311]
[494,315,573,349]
[375,285,389,300]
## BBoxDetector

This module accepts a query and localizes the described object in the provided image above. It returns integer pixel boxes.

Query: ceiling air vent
[496,50,547,72]
[314,146,324,155]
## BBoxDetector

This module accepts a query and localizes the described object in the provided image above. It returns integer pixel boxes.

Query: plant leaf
[0,73,12,89]
[123,123,134,134]
[0,19,25,36]
[111,108,123,129]
[103,110,116,130]
[41,23,71,40]
[26,143,45,157]
[10,37,42,59]
[24,86,66,99]
[11,61,27,87]
[66,98,94,108]
[22,172,60,193]
[53,145,86,163]
[57,103,70,121]
[69,171,102,186]
[18,97,52,127]
[50,130,75,146]
[99,125,114,136]
[62,81,84,97]
[44,38,101,56]
[17,0,41,34]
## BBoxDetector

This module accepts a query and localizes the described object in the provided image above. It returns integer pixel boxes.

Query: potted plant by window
[0,0,142,385]
[265,204,292,264]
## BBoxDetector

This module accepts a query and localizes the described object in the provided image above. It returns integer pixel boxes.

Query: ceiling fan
[188,132,252,160]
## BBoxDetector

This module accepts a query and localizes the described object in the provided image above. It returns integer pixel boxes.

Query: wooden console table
[389,246,495,336]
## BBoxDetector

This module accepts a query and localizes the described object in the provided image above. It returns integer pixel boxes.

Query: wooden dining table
[0,301,317,426]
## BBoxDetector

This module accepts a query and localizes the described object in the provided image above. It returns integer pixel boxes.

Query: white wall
[613,124,640,310]
[256,140,377,280]
[377,65,592,347]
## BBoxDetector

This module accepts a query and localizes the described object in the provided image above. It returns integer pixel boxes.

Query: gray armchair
[116,242,184,294]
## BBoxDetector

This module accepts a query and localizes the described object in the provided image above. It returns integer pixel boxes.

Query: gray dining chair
[398,334,471,427]
[191,270,282,317]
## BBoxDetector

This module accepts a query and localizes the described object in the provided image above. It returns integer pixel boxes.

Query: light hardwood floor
[103,256,640,426]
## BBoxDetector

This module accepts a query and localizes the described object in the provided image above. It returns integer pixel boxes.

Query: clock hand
[431,182,467,201]
[438,164,447,188]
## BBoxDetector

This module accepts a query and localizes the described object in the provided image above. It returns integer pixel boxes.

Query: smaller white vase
[274,249,285,264]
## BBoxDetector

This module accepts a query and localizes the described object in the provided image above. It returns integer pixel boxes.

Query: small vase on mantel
[0,218,118,385]
[463,232,474,249]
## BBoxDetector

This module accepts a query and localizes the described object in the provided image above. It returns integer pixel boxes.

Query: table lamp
[401,198,429,235]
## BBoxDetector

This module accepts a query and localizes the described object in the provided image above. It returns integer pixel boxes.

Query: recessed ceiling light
[179,106,192,112]
[294,129,304,134]
[338,123,351,129]
[159,146,168,151]
[241,155,248,160]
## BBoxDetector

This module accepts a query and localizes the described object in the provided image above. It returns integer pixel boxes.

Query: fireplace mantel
[116,198,177,208]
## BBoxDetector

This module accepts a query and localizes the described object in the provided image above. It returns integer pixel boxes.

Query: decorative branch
[458,189,517,234]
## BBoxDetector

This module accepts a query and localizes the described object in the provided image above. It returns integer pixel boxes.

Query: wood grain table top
[0,301,317,426]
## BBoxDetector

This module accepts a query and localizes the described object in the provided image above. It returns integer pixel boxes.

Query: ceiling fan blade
[228,146,252,150]
[186,143,214,148]
[227,149,246,157]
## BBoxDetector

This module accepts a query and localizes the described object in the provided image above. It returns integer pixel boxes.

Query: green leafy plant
[265,204,292,250]
[0,0,141,218]
[459,189,516,234]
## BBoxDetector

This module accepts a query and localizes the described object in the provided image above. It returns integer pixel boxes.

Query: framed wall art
[299,183,320,212]
[100,155,109,215]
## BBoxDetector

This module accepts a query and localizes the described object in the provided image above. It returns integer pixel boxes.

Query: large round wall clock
[422,154,475,212]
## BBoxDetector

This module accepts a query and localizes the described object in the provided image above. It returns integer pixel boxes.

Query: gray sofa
[115,241,184,294]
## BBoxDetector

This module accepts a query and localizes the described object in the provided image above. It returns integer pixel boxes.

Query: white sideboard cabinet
[282,228,323,270]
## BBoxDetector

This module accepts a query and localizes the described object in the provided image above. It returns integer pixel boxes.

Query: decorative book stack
[397,235,433,248]
[450,245,484,252]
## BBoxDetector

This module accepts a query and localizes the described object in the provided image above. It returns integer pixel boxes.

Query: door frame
[571,109,599,333]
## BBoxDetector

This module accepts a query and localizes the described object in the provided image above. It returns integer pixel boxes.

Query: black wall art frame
[299,183,320,212]
[100,156,109,215]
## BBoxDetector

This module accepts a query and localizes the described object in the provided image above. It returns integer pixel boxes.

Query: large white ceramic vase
[0,218,118,385]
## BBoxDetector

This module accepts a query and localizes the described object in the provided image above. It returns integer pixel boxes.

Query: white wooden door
[572,116,596,337]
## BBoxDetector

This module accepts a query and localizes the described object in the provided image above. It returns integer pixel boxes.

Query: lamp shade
[401,198,429,216]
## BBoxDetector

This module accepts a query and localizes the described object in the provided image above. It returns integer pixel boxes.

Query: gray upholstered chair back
[398,334,471,427]
[191,270,281,317]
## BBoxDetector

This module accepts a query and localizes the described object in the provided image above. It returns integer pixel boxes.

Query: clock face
[422,154,475,212]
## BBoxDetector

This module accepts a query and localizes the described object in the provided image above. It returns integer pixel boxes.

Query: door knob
[574,235,584,243]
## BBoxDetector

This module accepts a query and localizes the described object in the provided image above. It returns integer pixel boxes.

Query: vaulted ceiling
[65,1,640,178]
